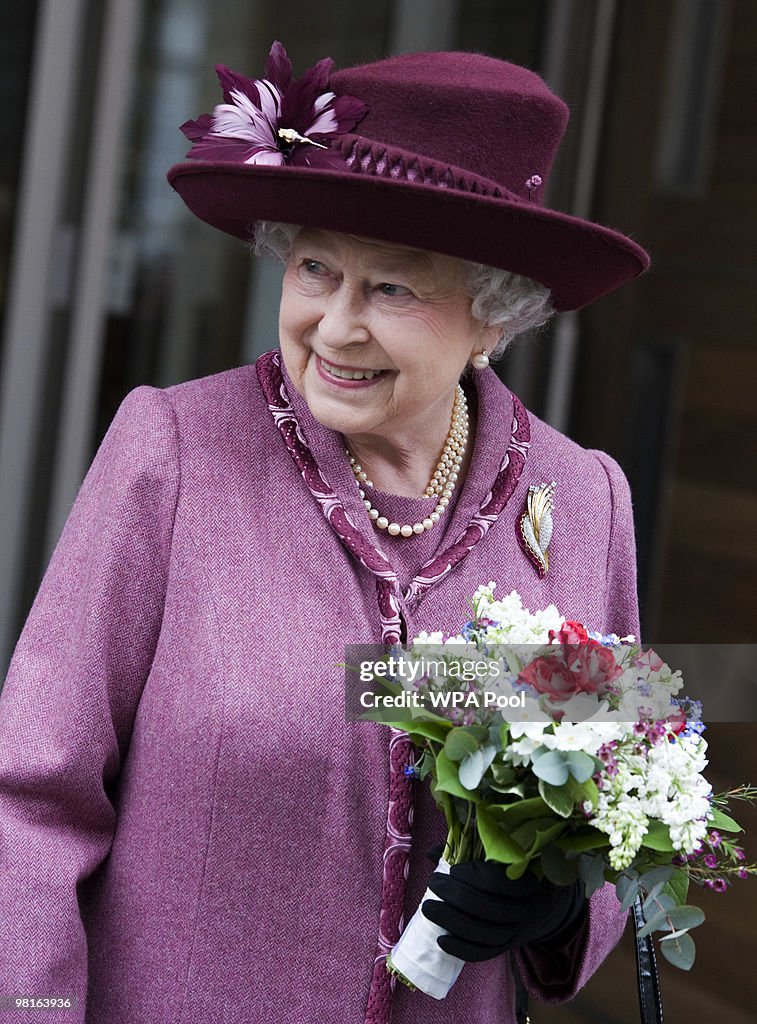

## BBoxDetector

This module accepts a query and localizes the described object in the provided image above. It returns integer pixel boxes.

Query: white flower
[506,735,543,767]
[507,704,552,734]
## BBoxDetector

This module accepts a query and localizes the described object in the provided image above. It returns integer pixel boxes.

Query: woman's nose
[317,283,371,348]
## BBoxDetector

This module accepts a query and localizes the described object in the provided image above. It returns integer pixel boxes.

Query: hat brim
[167,160,649,311]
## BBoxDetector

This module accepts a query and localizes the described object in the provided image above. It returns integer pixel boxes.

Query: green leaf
[390,720,451,743]
[541,844,580,885]
[641,820,674,852]
[659,931,696,970]
[531,749,570,786]
[538,779,575,818]
[489,782,529,799]
[491,763,516,785]
[565,750,596,783]
[506,859,530,880]
[476,805,525,864]
[666,905,705,931]
[663,870,689,906]
[556,828,611,853]
[417,750,434,781]
[435,750,479,801]
[706,807,742,833]
[499,721,510,749]
[459,745,497,790]
[568,775,599,808]
[530,821,569,855]
[444,728,480,762]
[490,797,550,827]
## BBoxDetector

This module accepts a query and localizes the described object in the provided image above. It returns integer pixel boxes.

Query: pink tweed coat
[0,349,639,1023]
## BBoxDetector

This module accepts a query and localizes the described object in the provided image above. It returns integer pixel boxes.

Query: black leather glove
[422,858,586,962]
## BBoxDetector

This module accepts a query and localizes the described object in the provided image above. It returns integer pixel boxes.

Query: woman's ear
[469,323,503,364]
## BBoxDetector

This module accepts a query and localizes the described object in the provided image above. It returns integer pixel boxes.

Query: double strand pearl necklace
[345,384,469,538]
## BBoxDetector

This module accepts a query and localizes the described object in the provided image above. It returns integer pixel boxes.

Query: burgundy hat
[167,42,649,311]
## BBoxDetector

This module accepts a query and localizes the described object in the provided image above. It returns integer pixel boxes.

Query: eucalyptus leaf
[659,931,696,970]
[435,750,480,801]
[643,891,675,916]
[616,875,641,912]
[666,905,705,931]
[531,749,570,786]
[538,779,575,818]
[459,744,497,790]
[638,865,675,891]
[445,728,480,762]
[635,909,670,939]
[565,750,596,783]
[578,853,608,897]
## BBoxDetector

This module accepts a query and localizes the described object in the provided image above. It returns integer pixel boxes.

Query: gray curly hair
[251,221,554,359]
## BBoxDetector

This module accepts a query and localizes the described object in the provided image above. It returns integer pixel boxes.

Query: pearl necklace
[346,385,469,537]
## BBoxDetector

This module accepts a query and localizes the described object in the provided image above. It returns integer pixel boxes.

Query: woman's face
[278,229,498,445]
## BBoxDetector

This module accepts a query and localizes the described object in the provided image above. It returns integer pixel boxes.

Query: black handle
[511,896,664,1024]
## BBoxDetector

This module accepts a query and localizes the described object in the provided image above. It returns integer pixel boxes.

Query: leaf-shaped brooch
[518,481,555,578]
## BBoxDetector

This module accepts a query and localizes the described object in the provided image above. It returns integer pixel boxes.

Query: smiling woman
[255,221,555,501]
[0,42,650,1024]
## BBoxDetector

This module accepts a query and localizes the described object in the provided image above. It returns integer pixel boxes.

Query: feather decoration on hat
[180,41,368,169]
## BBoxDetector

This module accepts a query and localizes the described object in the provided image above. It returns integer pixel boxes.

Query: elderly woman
[0,44,648,1024]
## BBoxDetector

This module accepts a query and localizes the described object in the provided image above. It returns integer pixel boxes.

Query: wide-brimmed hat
[167,42,649,311]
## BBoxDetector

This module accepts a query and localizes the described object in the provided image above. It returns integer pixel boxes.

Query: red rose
[520,656,580,699]
[548,620,593,645]
[521,644,623,702]
[566,644,624,692]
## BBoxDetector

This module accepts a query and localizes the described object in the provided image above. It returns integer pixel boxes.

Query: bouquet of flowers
[359,583,756,999]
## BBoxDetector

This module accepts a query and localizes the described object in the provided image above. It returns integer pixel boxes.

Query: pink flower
[703,853,718,868]
[180,41,368,169]
[708,830,722,848]
[666,708,687,736]
[738,868,749,880]
[636,648,665,673]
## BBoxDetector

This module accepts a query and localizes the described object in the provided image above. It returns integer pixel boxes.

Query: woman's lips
[315,354,392,389]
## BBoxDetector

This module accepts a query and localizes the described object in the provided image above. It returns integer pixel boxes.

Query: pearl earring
[471,350,490,369]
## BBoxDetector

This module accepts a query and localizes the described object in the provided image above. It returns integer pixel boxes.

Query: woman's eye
[302,259,327,274]
[378,282,412,297]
